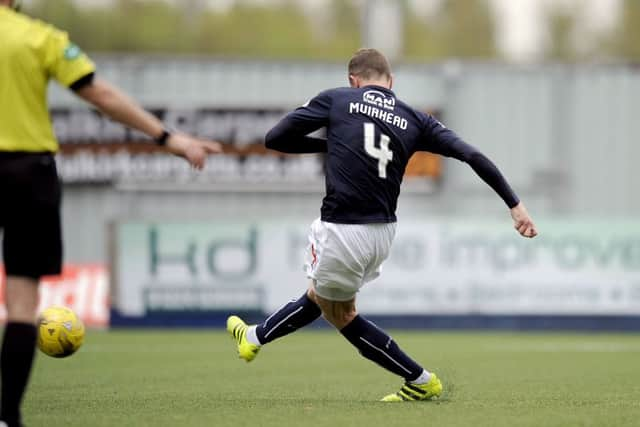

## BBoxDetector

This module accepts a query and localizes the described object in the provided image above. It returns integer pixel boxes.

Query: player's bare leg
[1,276,39,427]
[306,286,356,329]
[308,286,442,402]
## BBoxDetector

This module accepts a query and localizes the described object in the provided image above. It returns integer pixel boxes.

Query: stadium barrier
[0,264,109,328]
[110,219,640,330]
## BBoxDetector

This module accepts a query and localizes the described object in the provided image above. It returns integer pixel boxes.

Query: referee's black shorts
[0,152,63,279]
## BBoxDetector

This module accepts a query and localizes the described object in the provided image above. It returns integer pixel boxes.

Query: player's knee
[338,308,357,327]
[323,304,357,329]
[306,285,317,303]
[310,286,358,328]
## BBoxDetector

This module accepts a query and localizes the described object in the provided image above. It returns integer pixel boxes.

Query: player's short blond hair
[348,48,392,80]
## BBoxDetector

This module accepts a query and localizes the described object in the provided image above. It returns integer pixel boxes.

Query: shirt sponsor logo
[363,90,396,111]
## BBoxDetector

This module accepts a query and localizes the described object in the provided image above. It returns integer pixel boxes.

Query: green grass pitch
[25,330,640,426]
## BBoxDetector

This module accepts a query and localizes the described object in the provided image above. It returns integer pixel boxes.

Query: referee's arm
[73,76,221,169]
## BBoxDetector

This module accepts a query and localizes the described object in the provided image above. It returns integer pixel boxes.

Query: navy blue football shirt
[266,85,519,224]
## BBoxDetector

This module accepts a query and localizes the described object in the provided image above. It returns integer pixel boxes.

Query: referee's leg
[1,152,62,427]
[1,276,39,427]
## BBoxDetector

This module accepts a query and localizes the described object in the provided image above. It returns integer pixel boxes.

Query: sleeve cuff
[69,72,95,91]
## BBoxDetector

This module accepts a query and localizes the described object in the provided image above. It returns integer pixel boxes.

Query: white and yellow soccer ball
[37,306,85,358]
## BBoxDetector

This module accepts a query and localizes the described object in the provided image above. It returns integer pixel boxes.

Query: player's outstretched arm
[420,116,538,238]
[463,150,539,238]
[463,151,539,239]
[451,144,539,239]
[74,77,222,169]
[510,202,538,238]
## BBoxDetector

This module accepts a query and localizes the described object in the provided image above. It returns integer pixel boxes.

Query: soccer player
[227,48,537,402]
[0,2,221,426]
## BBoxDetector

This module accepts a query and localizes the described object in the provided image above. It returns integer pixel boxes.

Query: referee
[0,2,221,426]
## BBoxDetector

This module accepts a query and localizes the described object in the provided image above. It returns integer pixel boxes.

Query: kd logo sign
[147,227,258,279]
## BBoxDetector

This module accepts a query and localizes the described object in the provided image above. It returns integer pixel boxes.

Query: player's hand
[510,202,538,238]
[166,133,223,170]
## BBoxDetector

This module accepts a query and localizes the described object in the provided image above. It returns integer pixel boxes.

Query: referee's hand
[510,202,538,238]
[166,133,223,170]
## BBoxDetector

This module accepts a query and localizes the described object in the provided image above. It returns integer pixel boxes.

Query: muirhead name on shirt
[349,102,408,130]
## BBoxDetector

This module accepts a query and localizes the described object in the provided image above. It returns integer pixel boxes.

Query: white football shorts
[304,218,397,301]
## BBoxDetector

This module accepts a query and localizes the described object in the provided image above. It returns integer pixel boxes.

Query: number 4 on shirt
[363,122,393,179]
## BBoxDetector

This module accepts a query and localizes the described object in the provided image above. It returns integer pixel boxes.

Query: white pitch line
[485,342,640,353]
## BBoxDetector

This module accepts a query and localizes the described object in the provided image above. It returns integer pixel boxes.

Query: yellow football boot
[227,315,260,362]
[380,373,443,402]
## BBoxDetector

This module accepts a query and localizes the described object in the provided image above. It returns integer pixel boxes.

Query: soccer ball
[37,306,85,358]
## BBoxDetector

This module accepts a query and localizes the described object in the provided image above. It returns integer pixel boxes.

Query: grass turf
[24,330,640,427]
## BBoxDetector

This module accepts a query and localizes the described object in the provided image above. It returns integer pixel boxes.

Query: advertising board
[112,220,640,326]
[0,264,109,328]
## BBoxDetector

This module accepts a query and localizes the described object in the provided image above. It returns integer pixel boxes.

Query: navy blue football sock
[255,292,322,344]
[1,322,37,427]
[340,315,424,382]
